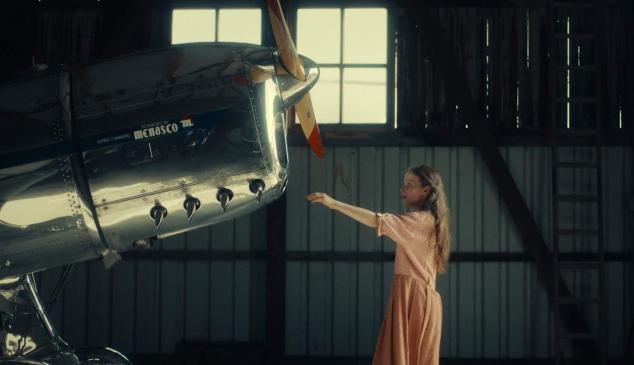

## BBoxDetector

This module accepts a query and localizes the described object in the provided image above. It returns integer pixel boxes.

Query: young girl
[306,164,450,365]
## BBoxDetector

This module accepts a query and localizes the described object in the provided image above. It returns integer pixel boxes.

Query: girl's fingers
[306,192,328,205]
[306,194,324,204]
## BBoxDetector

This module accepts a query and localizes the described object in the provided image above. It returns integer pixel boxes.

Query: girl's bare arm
[306,192,378,228]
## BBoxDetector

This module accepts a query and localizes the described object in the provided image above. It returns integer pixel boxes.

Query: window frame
[169,0,397,140]
[169,0,266,45]
[290,0,396,132]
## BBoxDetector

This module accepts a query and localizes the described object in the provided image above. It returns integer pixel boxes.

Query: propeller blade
[268,0,324,159]
[294,93,324,159]
[267,0,304,80]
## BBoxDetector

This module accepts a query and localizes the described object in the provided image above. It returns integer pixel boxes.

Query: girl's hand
[306,192,336,209]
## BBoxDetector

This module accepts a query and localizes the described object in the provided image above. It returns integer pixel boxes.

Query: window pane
[172,9,215,44]
[343,68,386,124]
[297,9,341,64]
[297,67,340,124]
[343,8,387,64]
[218,9,261,45]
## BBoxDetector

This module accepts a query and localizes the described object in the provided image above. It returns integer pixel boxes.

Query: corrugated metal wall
[37,211,268,355]
[284,145,632,359]
[39,145,632,359]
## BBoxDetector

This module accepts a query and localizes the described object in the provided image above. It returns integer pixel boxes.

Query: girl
[306,165,450,365]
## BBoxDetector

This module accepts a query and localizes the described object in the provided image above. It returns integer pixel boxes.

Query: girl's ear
[423,186,431,194]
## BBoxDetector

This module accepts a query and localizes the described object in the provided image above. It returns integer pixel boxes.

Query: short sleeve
[376,212,421,243]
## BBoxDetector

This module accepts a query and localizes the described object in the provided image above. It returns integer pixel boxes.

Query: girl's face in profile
[400,171,431,210]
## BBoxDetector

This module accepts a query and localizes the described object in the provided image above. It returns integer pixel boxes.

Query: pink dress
[372,211,443,365]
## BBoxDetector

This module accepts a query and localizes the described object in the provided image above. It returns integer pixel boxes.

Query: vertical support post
[629,185,634,360]
[265,194,286,364]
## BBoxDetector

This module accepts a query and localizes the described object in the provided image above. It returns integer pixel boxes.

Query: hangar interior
[1,0,632,364]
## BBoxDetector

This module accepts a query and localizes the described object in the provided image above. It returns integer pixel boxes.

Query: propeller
[267,0,324,159]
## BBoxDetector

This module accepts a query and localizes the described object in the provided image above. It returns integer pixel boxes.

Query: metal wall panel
[35,145,631,360]
[284,145,631,359]
[37,210,267,355]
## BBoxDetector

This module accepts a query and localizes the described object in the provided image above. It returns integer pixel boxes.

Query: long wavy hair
[408,165,451,273]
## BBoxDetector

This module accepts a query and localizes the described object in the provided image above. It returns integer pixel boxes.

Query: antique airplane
[0,0,322,363]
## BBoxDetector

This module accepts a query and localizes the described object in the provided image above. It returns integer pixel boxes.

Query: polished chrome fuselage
[0,44,316,277]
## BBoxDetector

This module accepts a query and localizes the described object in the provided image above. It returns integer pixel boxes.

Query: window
[296,8,389,125]
[170,5,391,127]
[171,8,262,45]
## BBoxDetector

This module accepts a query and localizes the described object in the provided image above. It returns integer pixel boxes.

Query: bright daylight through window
[171,7,388,125]
[171,9,261,45]
[297,8,387,124]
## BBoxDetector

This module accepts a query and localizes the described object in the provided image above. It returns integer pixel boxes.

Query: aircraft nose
[275,54,320,111]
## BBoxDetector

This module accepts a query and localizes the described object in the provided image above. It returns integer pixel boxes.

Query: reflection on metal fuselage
[0,43,318,277]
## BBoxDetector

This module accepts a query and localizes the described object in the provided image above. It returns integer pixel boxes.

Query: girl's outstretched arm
[306,192,378,228]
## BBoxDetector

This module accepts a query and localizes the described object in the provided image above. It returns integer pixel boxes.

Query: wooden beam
[265,194,286,365]
[296,0,552,8]
[287,127,634,147]
[402,2,598,359]
[122,250,632,262]
[625,319,634,360]
[623,150,634,361]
